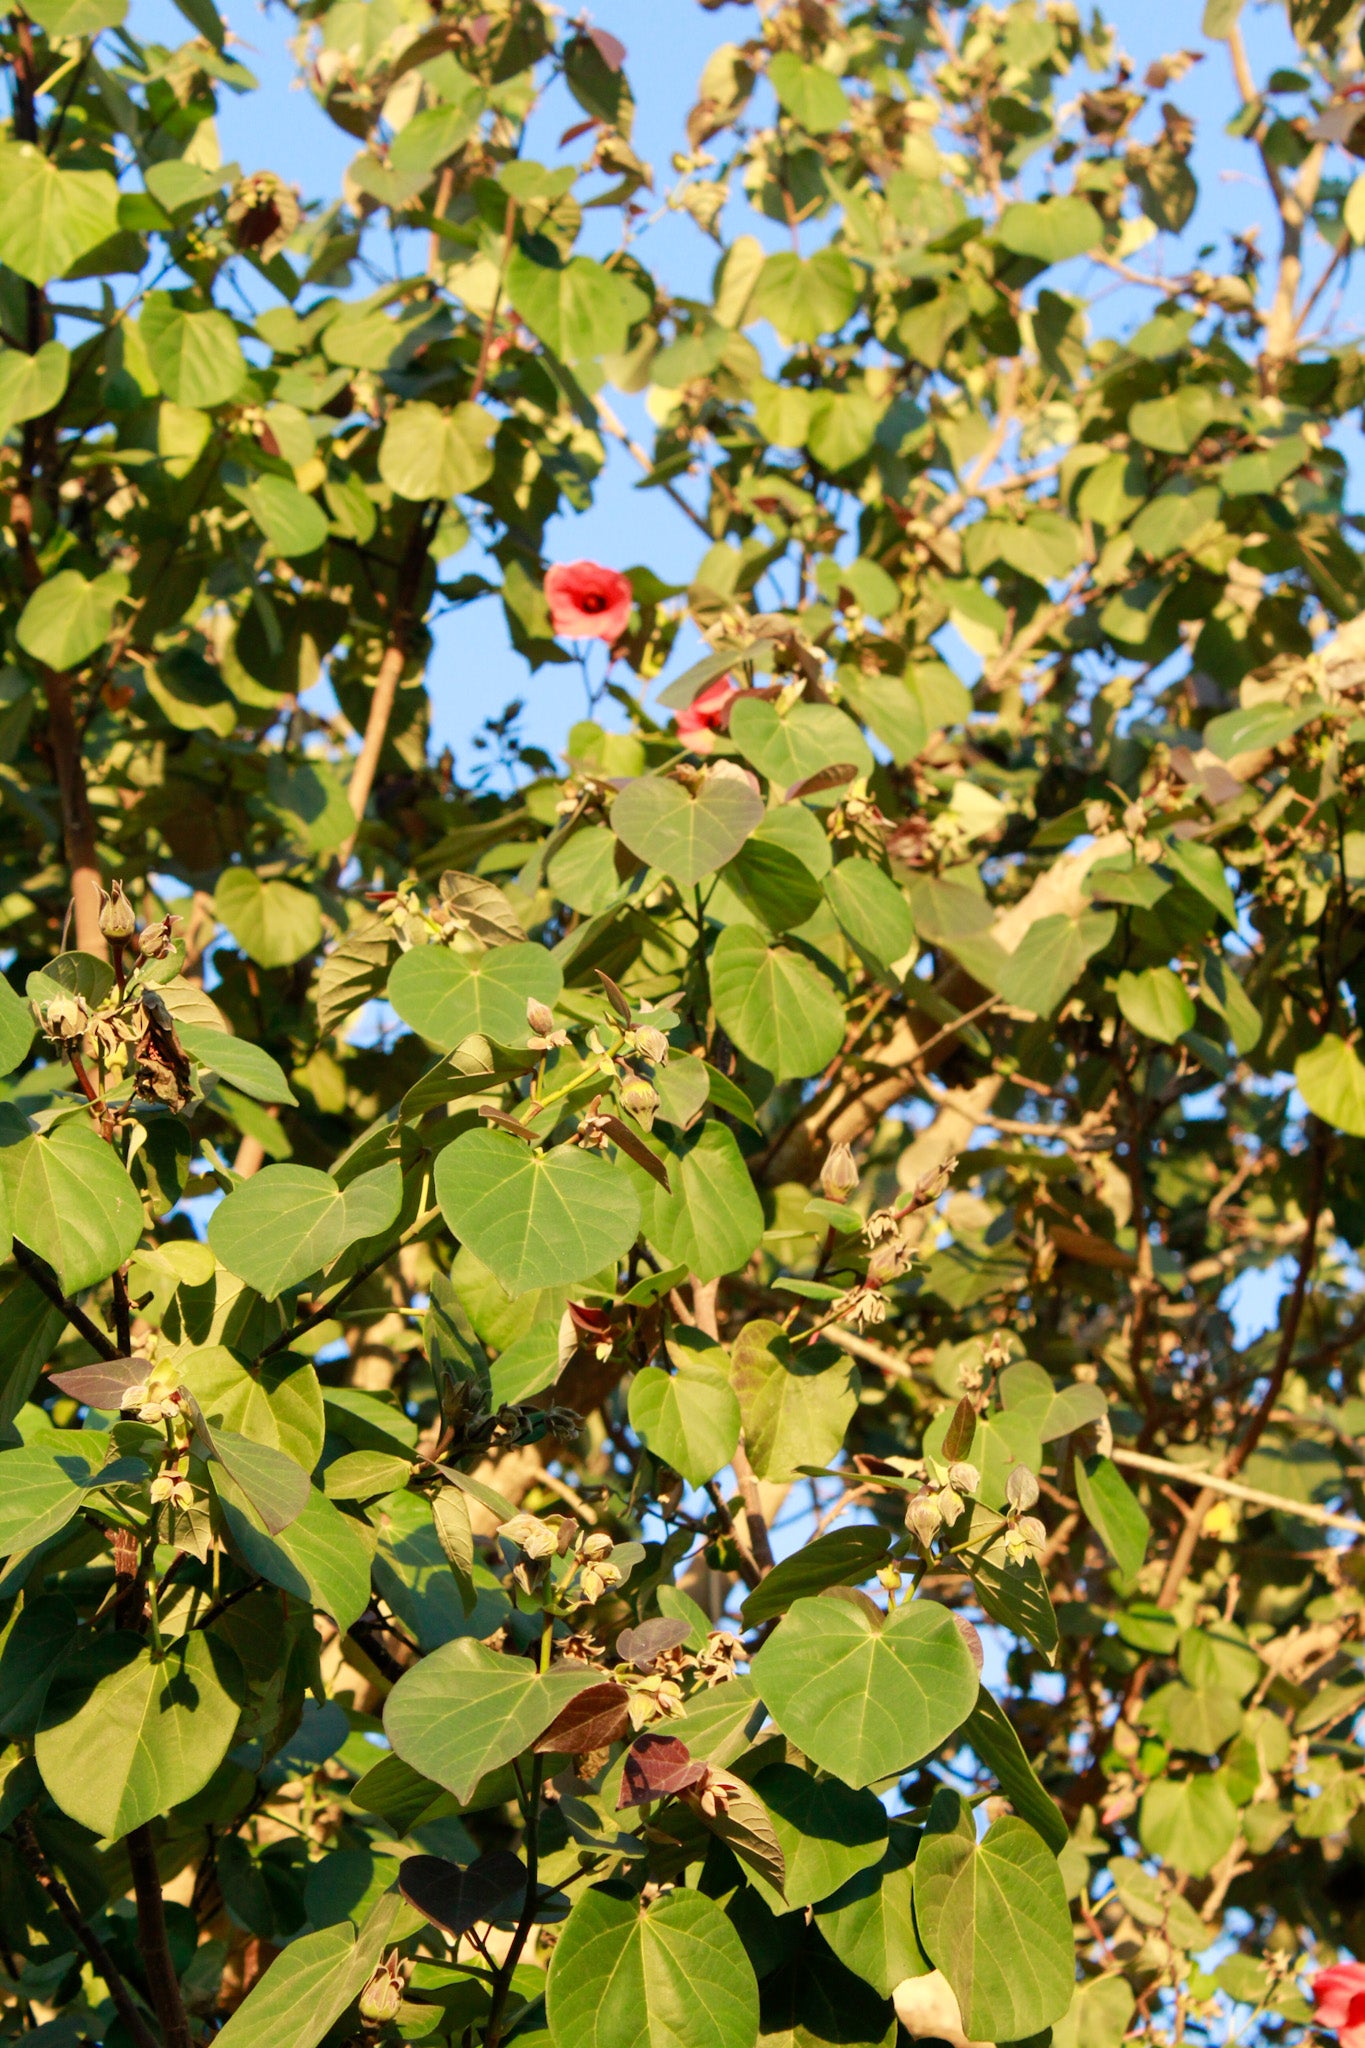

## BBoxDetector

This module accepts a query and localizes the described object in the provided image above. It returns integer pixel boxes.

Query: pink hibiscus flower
[1313,1963,1365,2048]
[544,561,633,643]
[676,674,737,755]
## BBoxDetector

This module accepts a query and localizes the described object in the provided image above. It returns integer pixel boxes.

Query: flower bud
[634,1026,670,1066]
[935,1485,965,1528]
[905,1491,942,1549]
[98,880,138,943]
[580,1531,615,1561]
[820,1141,859,1204]
[1006,1466,1040,1512]
[947,1461,980,1498]
[358,1959,403,2026]
[1017,1514,1046,1554]
[526,997,557,1037]
[908,1153,957,1209]
[620,1075,659,1129]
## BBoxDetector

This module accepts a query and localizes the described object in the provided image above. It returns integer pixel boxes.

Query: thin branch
[1157,1128,1328,1606]
[258,1204,441,1360]
[592,390,713,539]
[14,1241,122,1361]
[13,1815,160,2048]
[1113,1448,1365,1540]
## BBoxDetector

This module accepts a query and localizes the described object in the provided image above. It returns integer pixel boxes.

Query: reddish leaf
[784,763,857,802]
[398,1851,527,1937]
[534,1680,631,1754]
[597,1114,672,1193]
[615,1618,691,1668]
[617,1733,707,1809]
[47,1361,138,1409]
[943,1396,977,1464]
[595,968,632,1022]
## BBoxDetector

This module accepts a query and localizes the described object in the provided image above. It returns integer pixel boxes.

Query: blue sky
[125,0,1355,773]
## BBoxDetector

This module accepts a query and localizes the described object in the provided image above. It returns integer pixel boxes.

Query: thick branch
[126,1825,193,2048]
[42,668,107,958]
[334,512,435,874]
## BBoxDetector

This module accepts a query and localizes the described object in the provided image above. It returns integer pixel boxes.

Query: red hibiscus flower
[544,560,633,643]
[676,674,737,755]
[1313,1964,1365,2048]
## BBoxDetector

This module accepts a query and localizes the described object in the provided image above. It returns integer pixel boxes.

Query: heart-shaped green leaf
[215,869,322,969]
[632,1120,764,1282]
[628,1357,740,1487]
[36,1630,244,1841]
[546,1884,759,2048]
[730,1320,859,1483]
[388,942,562,1049]
[213,1471,373,1633]
[0,1109,143,1292]
[435,1129,640,1295]
[16,569,120,672]
[208,1162,401,1300]
[751,1594,978,1787]
[0,143,119,288]
[385,1638,599,1805]
[914,1790,1074,2042]
[709,925,844,1082]
[0,1433,107,1559]
[728,698,872,792]
[748,1761,887,1910]
[612,771,763,887]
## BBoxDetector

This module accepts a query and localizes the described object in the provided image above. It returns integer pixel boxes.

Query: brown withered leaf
[943,1396,976,1464]
[534,1682,631,1755]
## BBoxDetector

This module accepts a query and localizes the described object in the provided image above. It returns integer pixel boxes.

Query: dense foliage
[1,3,1365,2048]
